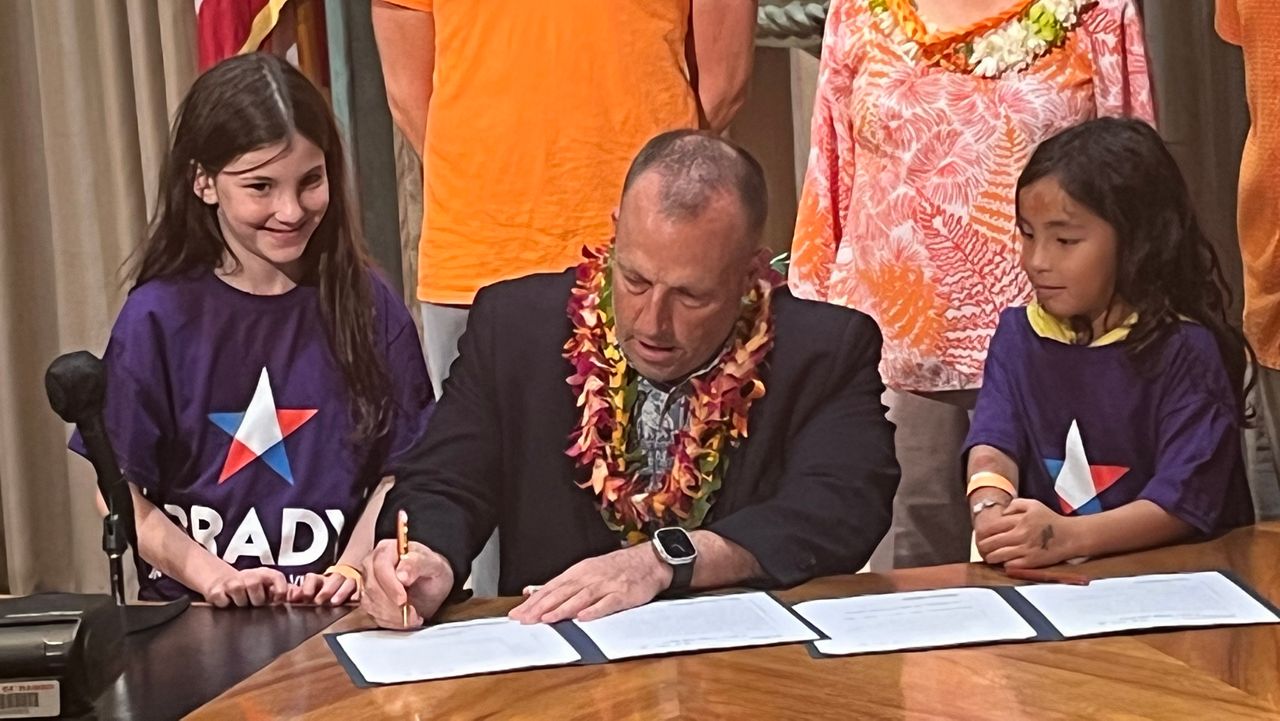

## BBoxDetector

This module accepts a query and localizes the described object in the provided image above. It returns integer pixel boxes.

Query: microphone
[45,351,136,603]
[1,351,190,716]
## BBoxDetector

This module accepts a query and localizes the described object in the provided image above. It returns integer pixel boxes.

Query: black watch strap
[668,558,694,593]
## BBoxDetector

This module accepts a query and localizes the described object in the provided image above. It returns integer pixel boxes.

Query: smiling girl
[963,117,1256,568]
[70,54,432,606]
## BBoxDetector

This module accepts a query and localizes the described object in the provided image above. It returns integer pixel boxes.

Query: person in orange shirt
[371,0,757,399]
[1217,0,1280,520]
[371,0,757,595]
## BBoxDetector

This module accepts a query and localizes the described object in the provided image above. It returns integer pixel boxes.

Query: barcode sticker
[0,681,59,718]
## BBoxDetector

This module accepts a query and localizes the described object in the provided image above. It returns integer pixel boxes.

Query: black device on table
[0,351,188,718]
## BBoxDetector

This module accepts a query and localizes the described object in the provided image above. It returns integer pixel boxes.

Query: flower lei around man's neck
[871,0,1091,77]
[563,245,780,545]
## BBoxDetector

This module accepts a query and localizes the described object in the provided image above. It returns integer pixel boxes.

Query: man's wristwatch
[651,527,698,592]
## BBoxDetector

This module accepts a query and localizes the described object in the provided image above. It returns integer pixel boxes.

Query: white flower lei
[970,0,1088,77]
[873,0,1092,78]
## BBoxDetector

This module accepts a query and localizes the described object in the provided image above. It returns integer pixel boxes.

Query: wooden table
[96,604,349,721]
[189,523,1280,720]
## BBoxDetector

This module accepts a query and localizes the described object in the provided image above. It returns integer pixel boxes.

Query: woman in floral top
[791,0,1154,568]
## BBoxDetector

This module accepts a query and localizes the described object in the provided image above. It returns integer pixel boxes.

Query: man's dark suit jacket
[377,269,900,597]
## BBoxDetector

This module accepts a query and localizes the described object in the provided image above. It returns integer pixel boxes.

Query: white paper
[334,616,581,684]
[793,587,1037,656]
[573,592,818,660]
[1015,571,1280,638]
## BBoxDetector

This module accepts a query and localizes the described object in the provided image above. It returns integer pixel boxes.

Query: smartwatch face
[655,528,697,561]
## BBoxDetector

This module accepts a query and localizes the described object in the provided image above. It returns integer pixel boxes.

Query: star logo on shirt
[208,368,317,485]
[1044,419,1129,515]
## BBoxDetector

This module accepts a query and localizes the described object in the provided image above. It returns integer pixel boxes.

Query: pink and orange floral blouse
[790,0,1154,392]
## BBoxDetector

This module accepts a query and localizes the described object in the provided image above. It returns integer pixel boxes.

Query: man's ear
[738,246,770,298]
[193,164,219,206]
[748,245,772,279]
[752,245,772,269]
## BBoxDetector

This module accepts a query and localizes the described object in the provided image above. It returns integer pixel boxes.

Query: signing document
[1016,571,1280,638]
[574,592,818,660]
[335,617,581,684]
[794,588,1037,656]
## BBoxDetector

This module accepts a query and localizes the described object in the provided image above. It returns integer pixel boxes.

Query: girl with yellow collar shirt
[965,118,1256,569]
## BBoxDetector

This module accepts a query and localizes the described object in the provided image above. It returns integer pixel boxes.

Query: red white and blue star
[1044,419,1129,515]
[208,367,316,485]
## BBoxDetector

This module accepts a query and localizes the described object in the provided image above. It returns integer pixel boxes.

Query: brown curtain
[1142,0,1249,316]
[0,0,196,594]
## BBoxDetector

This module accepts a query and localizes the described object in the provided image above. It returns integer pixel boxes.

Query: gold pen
[396,509,410,627]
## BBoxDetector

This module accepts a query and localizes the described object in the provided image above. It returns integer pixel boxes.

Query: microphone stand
[101,504,189,635]
[98,491,191,635]
[101,481,190,635]
[45,351,190,634]
[102,507,128,607]
[97,450,137,609]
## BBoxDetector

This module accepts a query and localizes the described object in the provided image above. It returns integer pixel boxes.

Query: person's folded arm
[1056,343,1251,562]
[1059,500,1192,561]
[980,380,1238,568]
[706,313,899,586]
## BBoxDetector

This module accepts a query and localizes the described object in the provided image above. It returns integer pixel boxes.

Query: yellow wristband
[967,471,1016,498]
[325,563,364,592]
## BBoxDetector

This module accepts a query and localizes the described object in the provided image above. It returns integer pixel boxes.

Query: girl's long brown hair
[1016,117,1256,422]
[134,53,392,443]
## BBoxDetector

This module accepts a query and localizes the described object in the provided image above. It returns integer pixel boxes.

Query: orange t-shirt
[1217,0,1280,369]
[387,0,700,304]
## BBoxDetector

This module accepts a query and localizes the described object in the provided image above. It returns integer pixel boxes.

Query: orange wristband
[967,471,1016,498]
[324,563,364,593]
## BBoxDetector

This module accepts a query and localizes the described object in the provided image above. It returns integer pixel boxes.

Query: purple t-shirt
[72,269,432,600]
[964,308,1253,535]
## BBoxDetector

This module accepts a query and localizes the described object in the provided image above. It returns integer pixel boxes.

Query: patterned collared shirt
[627,348,726,490]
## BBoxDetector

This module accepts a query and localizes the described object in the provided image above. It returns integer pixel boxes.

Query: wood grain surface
[188,523,1280,720]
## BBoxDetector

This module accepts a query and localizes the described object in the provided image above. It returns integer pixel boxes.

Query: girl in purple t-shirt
[964,118,1257,569]
[71,54,433,605]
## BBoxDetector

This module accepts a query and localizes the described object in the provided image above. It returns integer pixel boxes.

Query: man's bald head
[610,132,770,382]
[620,130,768,247]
